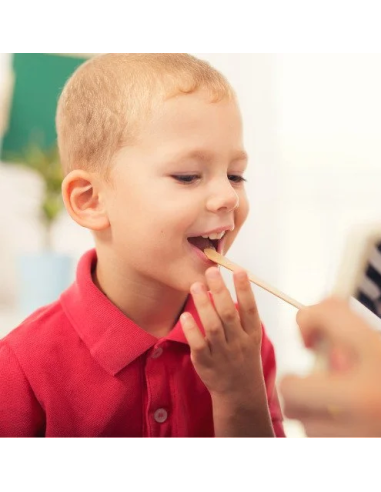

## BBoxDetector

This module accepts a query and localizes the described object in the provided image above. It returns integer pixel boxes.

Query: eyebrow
[171,149,249,163]
[231,150,249,162]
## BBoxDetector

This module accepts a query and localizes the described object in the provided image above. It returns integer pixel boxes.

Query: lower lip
[187,242,216,266]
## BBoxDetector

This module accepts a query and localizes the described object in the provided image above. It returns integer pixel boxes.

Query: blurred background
[1,53,381,437]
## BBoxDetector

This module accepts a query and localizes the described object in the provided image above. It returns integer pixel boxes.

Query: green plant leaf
[5,140,64,228]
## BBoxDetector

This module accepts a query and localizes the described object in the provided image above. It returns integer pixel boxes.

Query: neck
[93,254,188,339]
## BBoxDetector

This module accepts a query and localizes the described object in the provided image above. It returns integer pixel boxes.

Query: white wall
[274,54,381,375]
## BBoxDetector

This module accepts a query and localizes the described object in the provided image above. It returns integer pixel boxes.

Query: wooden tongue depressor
[204,248,304,310]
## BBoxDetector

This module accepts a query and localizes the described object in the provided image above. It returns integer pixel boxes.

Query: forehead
[112,92,247,177]
[138,92,244,151]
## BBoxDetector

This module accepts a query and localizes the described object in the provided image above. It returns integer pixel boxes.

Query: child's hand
[181,267,274,436]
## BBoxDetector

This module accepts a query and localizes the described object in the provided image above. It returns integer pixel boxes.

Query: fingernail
[191,283,205,295]
[180,312,191,323]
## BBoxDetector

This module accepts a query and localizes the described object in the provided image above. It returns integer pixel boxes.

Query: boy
[0,54,284,437]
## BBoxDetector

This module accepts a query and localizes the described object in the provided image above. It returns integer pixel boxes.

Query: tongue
[188,236,215,251]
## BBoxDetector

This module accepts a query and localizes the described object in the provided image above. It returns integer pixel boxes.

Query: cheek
[223,197,249,253]
[236,194,250,226]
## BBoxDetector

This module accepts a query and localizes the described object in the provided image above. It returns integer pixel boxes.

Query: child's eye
[172,175,201,184]
[228,175,247,184]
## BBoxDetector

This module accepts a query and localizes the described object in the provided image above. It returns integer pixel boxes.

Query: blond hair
[56,53,235,176]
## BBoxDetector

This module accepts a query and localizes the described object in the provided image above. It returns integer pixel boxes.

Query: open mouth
[187,231,227,255]
[187,236,219,252]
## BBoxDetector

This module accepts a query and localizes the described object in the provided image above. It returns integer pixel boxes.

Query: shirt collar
[60,249,203,375]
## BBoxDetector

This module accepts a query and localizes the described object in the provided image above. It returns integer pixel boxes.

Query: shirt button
[154,408,168,423]
[151,347,163,359]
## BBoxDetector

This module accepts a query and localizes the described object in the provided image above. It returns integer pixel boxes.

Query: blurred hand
[280,298,381,437]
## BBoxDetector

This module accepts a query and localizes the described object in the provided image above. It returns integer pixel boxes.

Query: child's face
[103,91,249,292]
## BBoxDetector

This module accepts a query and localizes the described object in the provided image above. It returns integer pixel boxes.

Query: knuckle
[197,296,210,308]
[208,324,221,336]
[192,343,207,354]
[239,281,251,292]
[245,305,258,318]
[221,309,237,323]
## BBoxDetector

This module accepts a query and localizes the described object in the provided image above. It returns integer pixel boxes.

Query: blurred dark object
[356,241,381,318]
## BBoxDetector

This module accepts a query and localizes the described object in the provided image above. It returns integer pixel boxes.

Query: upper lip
[188,225,234,237]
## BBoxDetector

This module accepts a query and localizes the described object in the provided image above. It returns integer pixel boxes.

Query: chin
[174,272,207,293]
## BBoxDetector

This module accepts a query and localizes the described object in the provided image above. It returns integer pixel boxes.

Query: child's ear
[62,170,110,231]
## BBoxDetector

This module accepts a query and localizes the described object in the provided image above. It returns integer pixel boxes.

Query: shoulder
[0,299,73,362]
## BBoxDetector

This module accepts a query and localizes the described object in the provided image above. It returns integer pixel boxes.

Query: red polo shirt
[0,249,285,437]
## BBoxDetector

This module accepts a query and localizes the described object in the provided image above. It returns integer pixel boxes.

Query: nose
[206,177,239,214]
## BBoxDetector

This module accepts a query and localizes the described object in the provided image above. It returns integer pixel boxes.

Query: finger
[190,281,227,347]
[296,297,374,353]
[180,312,211,366]
[204,267,242,342]
[233,269,261,337]
[280,374,353,416]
